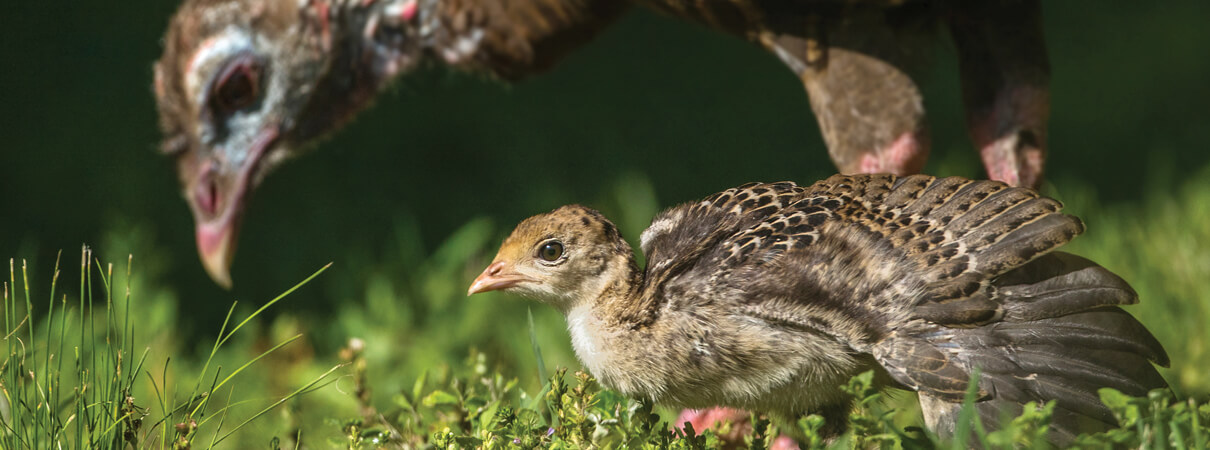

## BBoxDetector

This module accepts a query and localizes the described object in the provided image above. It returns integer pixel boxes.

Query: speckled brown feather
[486,174,1167,445]
[640,174,1081,331]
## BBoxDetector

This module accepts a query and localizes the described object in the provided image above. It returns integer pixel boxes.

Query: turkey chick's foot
[675,408,800,450]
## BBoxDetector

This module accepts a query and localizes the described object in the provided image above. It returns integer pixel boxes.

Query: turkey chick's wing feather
[638,174,1168,441]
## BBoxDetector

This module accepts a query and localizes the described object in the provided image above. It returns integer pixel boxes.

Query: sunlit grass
[295,167,1208,447]
[0,248,339,448]
[6,166,1208,447]
[1056,165,1210,395]
[327,345,1210,449]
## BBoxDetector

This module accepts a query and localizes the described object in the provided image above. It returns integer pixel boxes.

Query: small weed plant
[333,329,1210,449]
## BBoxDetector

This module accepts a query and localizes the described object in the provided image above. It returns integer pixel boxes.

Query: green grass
[0,249,340,448]
[326,348,1210,449]
[4,168,1209,448]
[1055,165,1210,395]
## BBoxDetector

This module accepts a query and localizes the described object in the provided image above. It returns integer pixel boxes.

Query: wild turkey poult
[468,174,1168,444]
[155,0,1050,286]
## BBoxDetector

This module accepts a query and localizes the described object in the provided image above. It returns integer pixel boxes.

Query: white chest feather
[562,304,863,413]
[565,305,612,378]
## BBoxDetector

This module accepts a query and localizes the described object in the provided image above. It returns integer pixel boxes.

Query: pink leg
[949,0,1050,188]
[970,85,1048,188]
[675,408,801,449]
[857,131,930,176]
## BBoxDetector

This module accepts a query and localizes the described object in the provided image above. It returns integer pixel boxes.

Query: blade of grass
[206,385,237,449]
[525,307,555,417]
[41,252,61,436]
[527,307,546,383]
[950,367,984,450]
[96,411,133,439]
[187,301,238,412]
[212,363,344,446]
[188,263,330,422]
[21,260,36,448]
[201,334,304,410]
[188,335,301,421]
[1192,398,1204,450]
[218,263,331,349]
[195,397,261,429]
[75,248,85,445]
[196,373,344,432]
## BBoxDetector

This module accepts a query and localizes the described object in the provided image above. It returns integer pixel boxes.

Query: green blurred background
[1,1,1209,445]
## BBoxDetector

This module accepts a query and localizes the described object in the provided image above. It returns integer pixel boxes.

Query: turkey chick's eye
[211,56,261,113]
[538,241,564,262]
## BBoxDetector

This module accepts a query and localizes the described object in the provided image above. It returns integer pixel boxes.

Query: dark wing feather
[640,174,1167,444]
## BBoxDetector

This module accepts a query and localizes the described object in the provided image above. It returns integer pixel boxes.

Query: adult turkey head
[153,0,422,286]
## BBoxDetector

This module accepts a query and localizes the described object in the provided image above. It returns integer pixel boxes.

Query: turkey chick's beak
[188,126,280,289]
[468,261,536,296]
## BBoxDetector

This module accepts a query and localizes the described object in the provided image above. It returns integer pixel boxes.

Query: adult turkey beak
[189,127,280,288]
[468,261,535,296]
[196,218,237,289]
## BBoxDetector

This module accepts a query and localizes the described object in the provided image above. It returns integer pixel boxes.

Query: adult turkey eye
[539,241,563,261]
[212,58,260,113]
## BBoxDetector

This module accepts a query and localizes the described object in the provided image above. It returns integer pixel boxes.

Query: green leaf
[1099,388,1142,426]
[479,400,501,431]
[454,436,484,447]
[796,414,825,449]
[412,370,428,403]
[423,390,460,407]
[392,393,413,411]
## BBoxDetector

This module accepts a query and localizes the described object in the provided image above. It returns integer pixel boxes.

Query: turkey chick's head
[469,205,636,312]
[153,0,422,287]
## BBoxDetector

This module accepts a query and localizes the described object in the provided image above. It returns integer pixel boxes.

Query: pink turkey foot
[676,408,799,450]
[968,83,1049,189]
[978,130,1045,189]
[857,131,930,176]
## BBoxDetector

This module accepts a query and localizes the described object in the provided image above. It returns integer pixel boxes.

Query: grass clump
[336,347,721,449]
[0,248,339,448]
[309,170,1210,449]
[5,170,1209,447]
[332,352,1210,449]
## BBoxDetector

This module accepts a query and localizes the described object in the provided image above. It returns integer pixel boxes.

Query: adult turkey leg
[760,6,934,178]
[949,0,1050,189]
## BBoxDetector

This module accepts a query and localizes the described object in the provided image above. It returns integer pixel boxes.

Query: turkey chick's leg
[949,0,1050,189]
[763,6,933,176]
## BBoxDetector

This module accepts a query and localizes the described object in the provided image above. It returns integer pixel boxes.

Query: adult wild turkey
[468,174,1168,445]
[154,0,1050,286]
